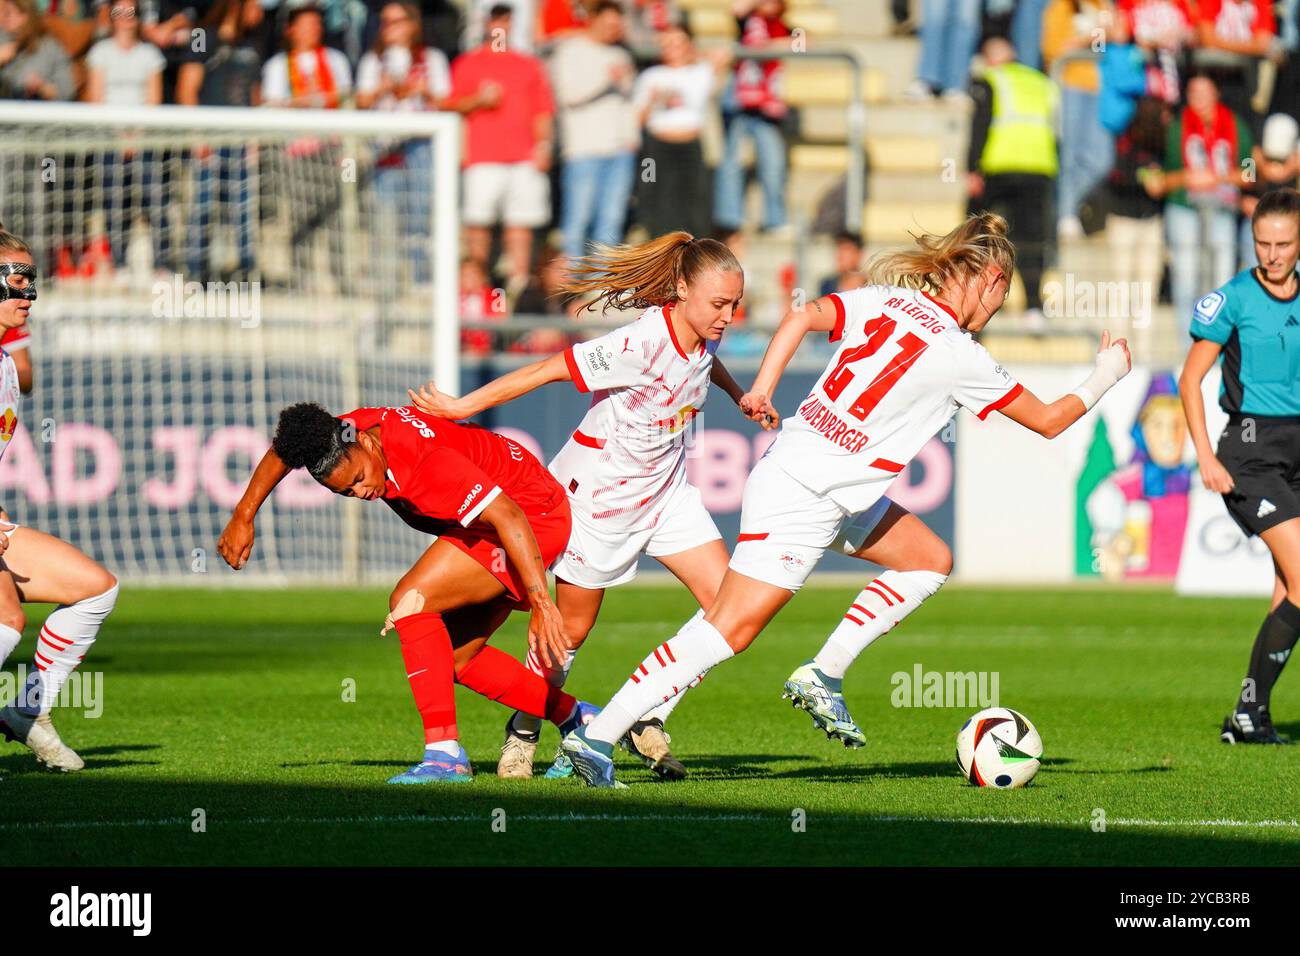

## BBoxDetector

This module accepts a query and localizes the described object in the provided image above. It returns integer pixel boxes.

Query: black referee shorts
[1217,416,1300,538]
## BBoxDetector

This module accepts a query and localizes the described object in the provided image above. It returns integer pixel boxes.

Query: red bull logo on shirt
[0,408,15,443]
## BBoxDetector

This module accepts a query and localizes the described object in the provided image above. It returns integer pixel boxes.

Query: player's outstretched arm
[475,493,570,668]
[997,331,1131,439]
[741,295,839,422]
[1179,338,1235,493]
[408,352,571,421]
[217,448,292,570]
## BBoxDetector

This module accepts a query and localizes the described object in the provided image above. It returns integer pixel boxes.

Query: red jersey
[341,406,565,531]
[1196,0,1275,42]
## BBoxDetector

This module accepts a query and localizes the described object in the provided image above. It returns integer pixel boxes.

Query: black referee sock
[1238,598,1300,713]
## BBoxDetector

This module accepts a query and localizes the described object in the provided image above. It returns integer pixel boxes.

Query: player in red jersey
[217,402,598,784]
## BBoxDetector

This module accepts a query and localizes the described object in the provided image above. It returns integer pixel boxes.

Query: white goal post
[0,101,463,585]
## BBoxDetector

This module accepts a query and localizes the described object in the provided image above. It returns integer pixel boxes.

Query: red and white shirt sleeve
[825,286,886,344]
[952,339,1023,421]
[564,323,653,393]
[1,323,31,352]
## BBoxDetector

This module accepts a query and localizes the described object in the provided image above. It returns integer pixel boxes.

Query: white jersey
[550,304,718,533]
[767,284,1022,513]
[0,349,19,462]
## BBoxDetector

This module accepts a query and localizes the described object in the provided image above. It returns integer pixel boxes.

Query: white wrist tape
[1071,343,1130,411]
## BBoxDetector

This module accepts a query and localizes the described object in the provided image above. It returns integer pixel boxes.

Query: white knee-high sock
[585,611,735,747]
[511,645,577,736]
[20,583,118,717]
[812,570,947,680]
[0,623,19,670]
[639,667,708,724]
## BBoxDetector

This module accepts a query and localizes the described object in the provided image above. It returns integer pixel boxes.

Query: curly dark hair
[272,402,356,480]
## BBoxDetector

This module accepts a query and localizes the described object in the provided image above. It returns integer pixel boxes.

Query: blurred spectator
[88,0,173,279]
[1012,0,1052,70]
[261,2,350,106]
[907,0,979,99]
[1239,113,1300,268]
[411,0,462,61]
[632,22,722,240]
[1268,0,1300,117]
[462,0,533,51]
[1194,0,1275,131]
[357,0,450,286]
[1150,73,1253,339]
[1105,95,1168,343]
[624,0,680,51]
[715,0,792,238]
[0,0,76,99]
[450,2,553,291]
[1043,0,1114,240]
[1114,0,1195,103]
[551,1,636,260]
[818,231,864,297]
[261,4,351,284]
[967,36,1057,324]
[535,0,586,46]
[177,0,263,281]
[460,256,508,354]
[514,244,580,317]
[176,0,263,105]
[138,0,208,103]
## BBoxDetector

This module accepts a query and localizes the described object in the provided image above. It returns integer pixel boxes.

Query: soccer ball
[955,707,1042,788]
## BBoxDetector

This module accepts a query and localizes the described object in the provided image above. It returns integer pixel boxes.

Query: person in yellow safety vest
[967,35,1058,329]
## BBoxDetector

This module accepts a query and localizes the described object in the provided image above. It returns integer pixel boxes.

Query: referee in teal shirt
[1180,188,1300,745]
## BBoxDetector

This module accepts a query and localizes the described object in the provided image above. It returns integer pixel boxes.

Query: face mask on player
[0,263,37,302]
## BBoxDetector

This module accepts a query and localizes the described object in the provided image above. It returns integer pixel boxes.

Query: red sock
[456,646,577,727]
[395,612,458,743]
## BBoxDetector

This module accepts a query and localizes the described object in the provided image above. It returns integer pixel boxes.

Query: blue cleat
[560,725,625,789]
[387,744,474,784]
[544,700,599,780]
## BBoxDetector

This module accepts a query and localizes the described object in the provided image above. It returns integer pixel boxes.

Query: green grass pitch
[2,584,1298,866]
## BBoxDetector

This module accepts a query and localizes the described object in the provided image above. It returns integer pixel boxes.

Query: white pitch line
[0,813,1297,832]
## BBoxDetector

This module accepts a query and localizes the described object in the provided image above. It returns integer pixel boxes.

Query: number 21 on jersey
[822,315,928,421]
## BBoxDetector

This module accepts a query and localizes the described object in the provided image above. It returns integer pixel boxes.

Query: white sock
[425,738,461,757]
[511,644,578,736]
[21,583,118,717]
[0,623,19,670]
[640,667,708,724]
[813,570,948,680]
[585,611,735,747]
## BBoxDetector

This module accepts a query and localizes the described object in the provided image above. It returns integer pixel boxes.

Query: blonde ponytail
[558,231,742,314]
[867,212,1015,294]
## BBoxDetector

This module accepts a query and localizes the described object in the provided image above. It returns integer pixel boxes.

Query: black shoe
[1221,706,1292,745]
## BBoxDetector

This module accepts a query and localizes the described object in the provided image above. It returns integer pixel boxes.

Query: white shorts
[552,481,723,590]
[729,456,893,592]
[463,162,551,228]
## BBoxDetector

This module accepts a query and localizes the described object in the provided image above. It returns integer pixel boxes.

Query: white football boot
[0,706,85,772]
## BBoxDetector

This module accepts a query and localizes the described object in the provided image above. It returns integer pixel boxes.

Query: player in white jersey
[561,213,1133,787]
[409,232,773,779]
[0,231,119,772]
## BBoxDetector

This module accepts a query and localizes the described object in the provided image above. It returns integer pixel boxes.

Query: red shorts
[438,498,572,610]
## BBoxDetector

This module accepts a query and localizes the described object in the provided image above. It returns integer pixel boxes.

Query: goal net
[0,101,461,585]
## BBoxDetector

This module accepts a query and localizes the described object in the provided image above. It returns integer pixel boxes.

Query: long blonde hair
[867,212,1015,294]
[558,231,742,314]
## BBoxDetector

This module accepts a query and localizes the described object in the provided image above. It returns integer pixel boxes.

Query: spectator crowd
[925,0,1300,343]
[0,0,811,355]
